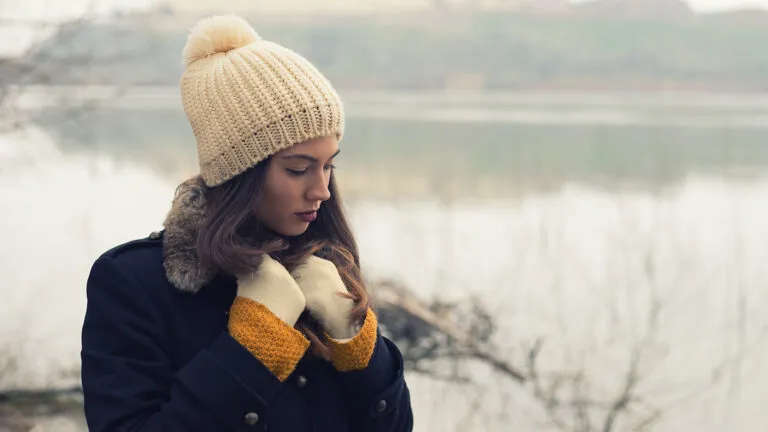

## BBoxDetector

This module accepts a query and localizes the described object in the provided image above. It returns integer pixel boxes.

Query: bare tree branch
[374,279,526,383]
[527,338,570,430]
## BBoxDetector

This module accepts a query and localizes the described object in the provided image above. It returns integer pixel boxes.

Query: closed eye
[286,168,307,176]
[286,163,335,176]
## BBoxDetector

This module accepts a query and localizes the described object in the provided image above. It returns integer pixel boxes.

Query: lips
[295,211,317,222]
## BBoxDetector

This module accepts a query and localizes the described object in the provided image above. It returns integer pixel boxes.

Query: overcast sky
[570,0,768,12]
[0,0,767,56]
[2,0,768,22]
[0,0,153,22]
[690,0,768,12]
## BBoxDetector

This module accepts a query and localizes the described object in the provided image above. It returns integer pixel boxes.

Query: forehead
[279,135,339,157]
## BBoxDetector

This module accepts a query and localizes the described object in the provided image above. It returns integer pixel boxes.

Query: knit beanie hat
[180,15,345,187]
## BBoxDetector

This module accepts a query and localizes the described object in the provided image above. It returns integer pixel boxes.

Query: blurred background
[2,0,768,431]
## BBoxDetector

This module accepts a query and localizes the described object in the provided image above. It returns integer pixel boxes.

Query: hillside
[6,10,768,92]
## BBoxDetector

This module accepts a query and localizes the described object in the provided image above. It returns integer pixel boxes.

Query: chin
[279,223,310,237]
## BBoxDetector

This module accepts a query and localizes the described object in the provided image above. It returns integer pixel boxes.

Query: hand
[291,256,357,340]
[236,254,306,326]
[229,255,310,381]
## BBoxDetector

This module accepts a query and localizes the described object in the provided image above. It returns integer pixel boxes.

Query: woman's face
[256,135,339,237]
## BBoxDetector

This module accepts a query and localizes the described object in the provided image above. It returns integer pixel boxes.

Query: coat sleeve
[337,332,414,431]
[81,255,284,432]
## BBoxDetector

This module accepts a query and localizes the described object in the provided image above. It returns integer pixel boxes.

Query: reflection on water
[38,105,768,200]
[0,127,175,389]
[357,178,768,431]
[3,99,768,431]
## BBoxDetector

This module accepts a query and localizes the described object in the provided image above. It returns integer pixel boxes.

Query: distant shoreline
[15,84,768,107]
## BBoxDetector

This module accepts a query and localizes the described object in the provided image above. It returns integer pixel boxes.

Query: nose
[306,171,331,202]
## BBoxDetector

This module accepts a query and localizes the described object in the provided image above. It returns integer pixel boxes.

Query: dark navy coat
[80,231,413,432]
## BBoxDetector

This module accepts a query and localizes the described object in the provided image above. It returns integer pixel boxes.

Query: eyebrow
[280,149,340,163]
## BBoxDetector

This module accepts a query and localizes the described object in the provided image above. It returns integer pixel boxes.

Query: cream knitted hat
[180,15,345,187]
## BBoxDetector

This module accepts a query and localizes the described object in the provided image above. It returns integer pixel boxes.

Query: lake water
[2,91,768,431]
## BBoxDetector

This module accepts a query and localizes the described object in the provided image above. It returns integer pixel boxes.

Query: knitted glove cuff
[327,308,377,372]
[228,296,310,381]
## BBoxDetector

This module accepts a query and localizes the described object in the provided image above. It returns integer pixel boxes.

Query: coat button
[297,375,308,388]
[376,400,387,413]
[244,412,259,425]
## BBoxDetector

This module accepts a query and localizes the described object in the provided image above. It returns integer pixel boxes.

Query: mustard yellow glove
[327,308,378,372]
[228,255,309,381]
[236,254,306,326]
[291,256,377,371]
[291,256,357,339]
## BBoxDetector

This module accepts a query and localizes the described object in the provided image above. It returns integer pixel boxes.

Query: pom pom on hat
[182,15,261,66]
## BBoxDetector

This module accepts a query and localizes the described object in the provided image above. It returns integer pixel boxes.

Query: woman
[80,14,413,431]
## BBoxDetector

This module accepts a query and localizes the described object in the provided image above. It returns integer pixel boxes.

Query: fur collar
[161,176,219,293]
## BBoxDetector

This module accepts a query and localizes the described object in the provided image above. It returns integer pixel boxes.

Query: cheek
[263,171,302,212]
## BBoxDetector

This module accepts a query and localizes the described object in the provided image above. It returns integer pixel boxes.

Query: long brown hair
[196,157,370,359]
